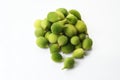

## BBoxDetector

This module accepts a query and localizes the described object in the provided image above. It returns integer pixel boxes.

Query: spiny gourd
[34,8,93,70]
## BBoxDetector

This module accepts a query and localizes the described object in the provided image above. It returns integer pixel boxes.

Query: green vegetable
[50,44,60,54]
[70,36,80,45]
[41,19,51,30]
[64,24,77,37]
[51,53,63,62]
[56,8,68,17]
[69,9,81,20]
[56,11,65,20]
[72,48,84,58]
[35,28,45,37]
[51,22,63,34]
[36,37,48,48]
[45,31,51,40]
[48,33,58,43]
[61,43,74,54]
[47,12,61,22]
[58,19,67,25]
[75,43,82,49]
[82,37,93,50]
[62,57,75,69]
[75,20,87,33]
[66,13,78,25]
[34,19,42,29]
[58,35,68,46]
[79,33,86,40]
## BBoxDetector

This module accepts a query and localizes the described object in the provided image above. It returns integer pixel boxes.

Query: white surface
[0,0,120,80]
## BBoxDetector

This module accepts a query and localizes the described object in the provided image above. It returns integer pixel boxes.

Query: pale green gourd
[82,37,93,50]
[36,37,48,48]
[72,48,85,58]
[62,57,75,69]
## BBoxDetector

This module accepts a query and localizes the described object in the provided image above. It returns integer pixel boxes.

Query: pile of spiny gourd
[34,8,93,69]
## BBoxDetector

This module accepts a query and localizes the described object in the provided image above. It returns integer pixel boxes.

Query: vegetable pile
[34,8,93,69]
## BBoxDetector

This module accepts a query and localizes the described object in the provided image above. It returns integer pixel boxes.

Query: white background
[0,0,120,80]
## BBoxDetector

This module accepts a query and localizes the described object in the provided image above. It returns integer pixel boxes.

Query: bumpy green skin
[48,33,58,43]
[70,36,80,45]
[51,22,63,34]
[58,35,68,46]
[75,43,82,49]
[50,44,60,54]
[64,24,77,37]
[69,9,81,20]
[56,11,65,20]
[35,28,45,37]
[63,57,75,69]
[66,13,78,25]
[34,19,41,29]
[56,8,68,17]
[36,37,48,48]
[79,33,86,40]
[41,19,51,30]
[58,19,67,25]
[45,31,51,40]
[51,53,63,62]
[82,37,93,50]
[75,20,87,33]
[47,12,61,22]
[61,43,74,54]
[72,48,84,58]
